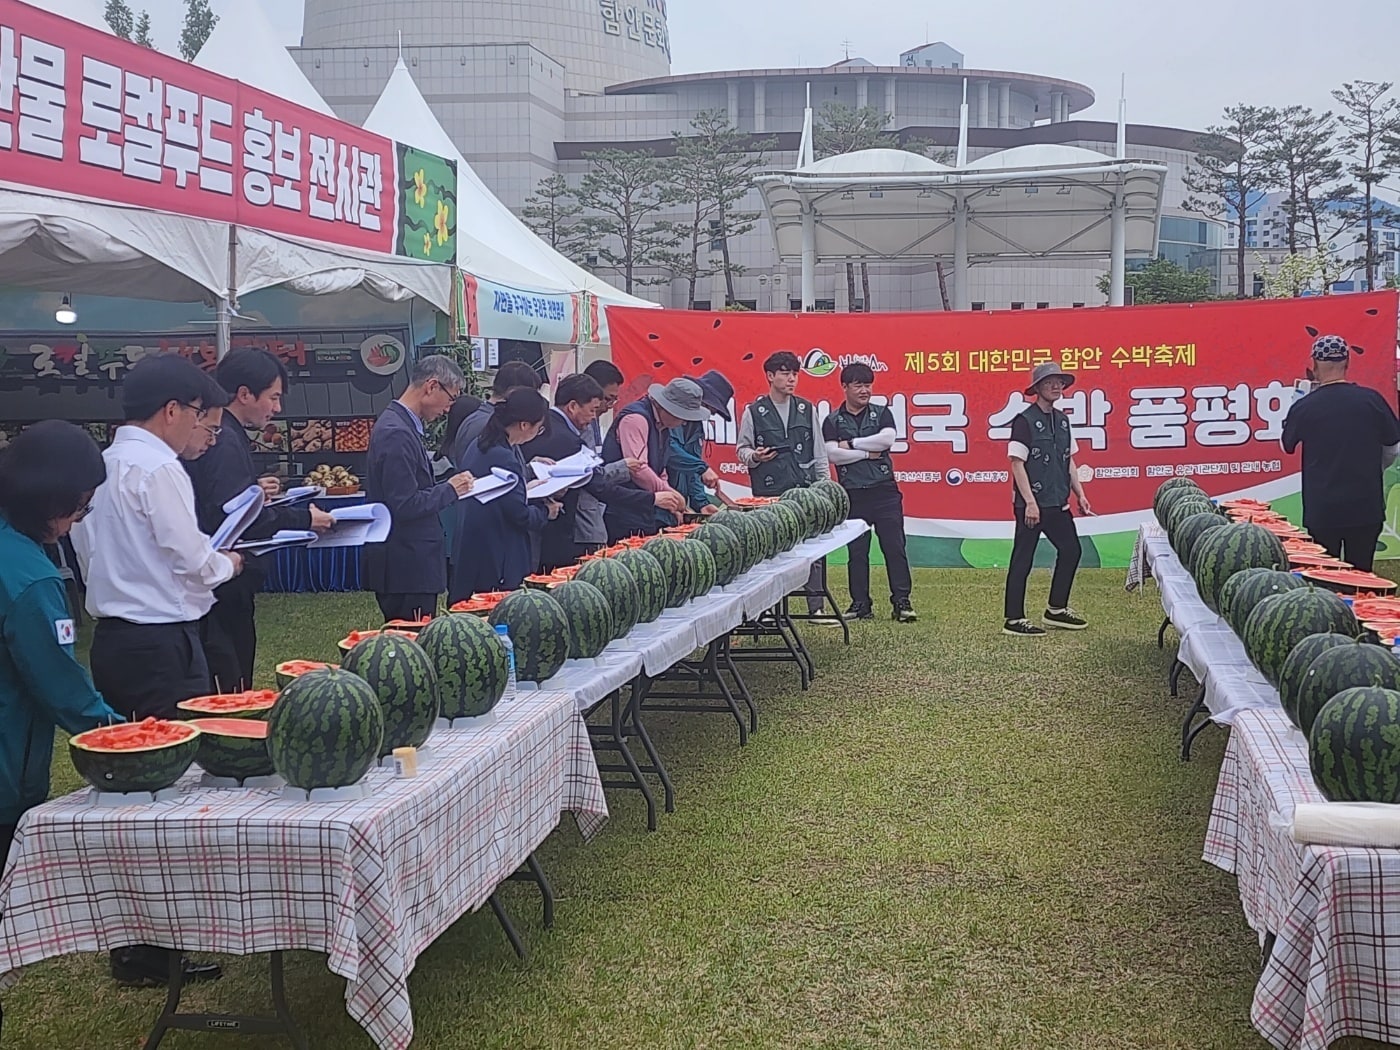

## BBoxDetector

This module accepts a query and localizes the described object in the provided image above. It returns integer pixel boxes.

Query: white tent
[196,0,335,116]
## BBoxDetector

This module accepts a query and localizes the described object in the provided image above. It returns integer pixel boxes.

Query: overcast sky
[137,0,1398,133]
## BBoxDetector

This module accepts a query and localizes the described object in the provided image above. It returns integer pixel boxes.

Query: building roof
[799,149,950,176]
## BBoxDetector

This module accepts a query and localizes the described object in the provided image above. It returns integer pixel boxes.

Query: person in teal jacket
[665,369,738,519]
[0,421,121,859]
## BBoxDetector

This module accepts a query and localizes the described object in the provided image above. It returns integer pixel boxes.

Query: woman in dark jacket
[449,390,561,602]
[0,421,121,859]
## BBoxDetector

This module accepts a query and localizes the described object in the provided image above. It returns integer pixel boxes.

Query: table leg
[142,950,307,1050]
[587,685,658,831]
[1260,931,1276,969]
[488,893,529,962]
[1158,616,1171,650]
[639,640,749,747]
[719,634,758,733]
[1181,681,1212,762]
[625,679,676,815]
[506,852,555,929]
[1169,658,1186,699]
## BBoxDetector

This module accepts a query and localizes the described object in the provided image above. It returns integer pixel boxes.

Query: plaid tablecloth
[1204,708,1400,1050]
[0,689,607,1050]
[1125,522,1170,592]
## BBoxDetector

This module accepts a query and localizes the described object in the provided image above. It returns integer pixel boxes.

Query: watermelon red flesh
[551,580,615,660]
[489,590,572,683]
[1293,641,1400,735]
[187,717,275,781]
[1191,524,1288,614]
[612,549,668,624]
[1242,588,1359,688]
[275,661,335,688]
[1278,634,1358,728]
[417,613,509,719]
[69,719,201,794]
[1309,686,1400,802]
[575,558,642,638]
[267,669,384,790]
[341,633,441,755]
[177,690,278,718]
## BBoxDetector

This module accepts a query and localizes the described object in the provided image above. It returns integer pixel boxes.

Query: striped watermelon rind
[1190,524,1288,614]
[69,721,201,794]
[743,508,781,561]
[679,536,718,598]
[1292,640,1400,735]
[1278,633,1358,728]
[644,537,696,607]
[417,613,509,719]
[575,557,642,639]
[811,479,851,525]
[612,549,667,624]
[1242,588,1360,688]
[710,510,763,570]
[1309,686,1400,803]
[267,669,384,790]
[340,633,440,755]
[1219,568,1306,636]
[1153,480,1205,525]
[489,589,572,683]
[551,580,615,659]
[188,717,275,781]
[1173,511,1228,568]
[1165,497,1217,541]
[781,488,827,539]
[690,523,743,587]
[767,502,806,553]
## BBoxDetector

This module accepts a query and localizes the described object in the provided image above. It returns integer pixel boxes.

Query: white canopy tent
[196,0,335,116]
[754,86,1167,308]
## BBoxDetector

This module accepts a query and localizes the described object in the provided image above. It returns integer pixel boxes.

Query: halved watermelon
[523,573,568,590]
[337,628,416,654]
[275,660,336,688]
[448,591,513,616]
[177,689,278,718]
[1302,569,1399,594]
[736,496,778,508]
[1353,597,1400,621]
[1284,540,1327,555]
[1288,554,1351,569]
[69,718,201,793]
[1362,621,1400,644]
[187,717,274,781]
[382,618,432,634]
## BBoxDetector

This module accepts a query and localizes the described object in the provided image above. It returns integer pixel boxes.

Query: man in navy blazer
[364,356,476,621]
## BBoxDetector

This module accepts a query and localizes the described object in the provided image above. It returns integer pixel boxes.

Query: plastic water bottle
[495,624,517,700]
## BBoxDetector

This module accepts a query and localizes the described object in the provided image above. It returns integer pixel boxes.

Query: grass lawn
[5,567,1285,1049]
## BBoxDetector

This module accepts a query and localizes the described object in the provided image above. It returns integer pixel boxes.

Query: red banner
[608,293,1399,536]
[0,1,453,257]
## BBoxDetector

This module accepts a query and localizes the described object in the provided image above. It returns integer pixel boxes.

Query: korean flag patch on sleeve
[54,618,75,646]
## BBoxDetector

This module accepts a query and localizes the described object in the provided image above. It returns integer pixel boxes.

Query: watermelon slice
[1301,568,1399,594]
[178,689,278,718]
[186,717,274,781]
[448,591,513,615]
[337,628,416,653]
[382,618,432,633]
[275,660,336,688]
[1353,597,1400,621]
[1288,554,1351,569]
[69,718,201,793]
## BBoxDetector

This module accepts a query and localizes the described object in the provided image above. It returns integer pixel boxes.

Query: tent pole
[217,227,238,361]
[800,202,816,311]
[1109,185,1126,306]
[953,191,969,311]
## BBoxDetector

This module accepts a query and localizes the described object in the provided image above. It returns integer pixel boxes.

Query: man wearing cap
[1002,362,1094,637]
[600,377,703,542]
[668,369,740,516]
[1282,334,1400,572]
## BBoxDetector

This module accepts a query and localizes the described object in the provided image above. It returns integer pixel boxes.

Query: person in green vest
[823,362,916,622]
[1003,362,1095,637]
[737,351,834,620]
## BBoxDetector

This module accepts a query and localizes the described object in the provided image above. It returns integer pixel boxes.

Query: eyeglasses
[434,381,463,405]
[197,421,223,438]
[74,502,93,522]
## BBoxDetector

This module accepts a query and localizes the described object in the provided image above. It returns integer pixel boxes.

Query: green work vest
[828,404,894,490]
[1017,403,1072,509]
[750,395,816,495]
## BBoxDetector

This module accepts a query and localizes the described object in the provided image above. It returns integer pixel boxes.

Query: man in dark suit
[523,374,685,570]
[364,356,476,621]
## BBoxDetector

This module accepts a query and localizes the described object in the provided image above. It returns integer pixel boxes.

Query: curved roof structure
[801,149,950,176]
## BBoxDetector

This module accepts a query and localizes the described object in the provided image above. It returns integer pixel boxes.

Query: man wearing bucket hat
[600,376,705,541]
[668,369,740,516]
[1002,361,1094,637]
[1281,333,1400,572]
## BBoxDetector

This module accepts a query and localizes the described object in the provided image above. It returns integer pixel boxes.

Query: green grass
[9,569,1276,1049]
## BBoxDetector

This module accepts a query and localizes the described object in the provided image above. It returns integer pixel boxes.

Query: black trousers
[91,620,210,720]
[375,592,440,622]
[200,575,259,693]
[1004,505,1082,621]
[1309,522,1383,574]
[846,484,913,607]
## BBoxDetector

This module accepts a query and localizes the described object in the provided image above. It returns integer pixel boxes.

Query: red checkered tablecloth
[1204,707,1400,1050]
[0,689,607,1050]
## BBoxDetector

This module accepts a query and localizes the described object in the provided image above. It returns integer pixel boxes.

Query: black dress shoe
[111,946,224,987]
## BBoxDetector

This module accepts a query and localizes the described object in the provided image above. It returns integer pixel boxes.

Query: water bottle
[495,624,517,700]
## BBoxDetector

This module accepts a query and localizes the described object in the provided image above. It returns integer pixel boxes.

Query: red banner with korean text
[0,1,457,260]
[608,293,1399,566]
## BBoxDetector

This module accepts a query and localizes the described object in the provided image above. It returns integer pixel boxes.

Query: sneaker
[807,614,845,627]
[1003,618,1047,637]
[1044,607,1088,630]
[847,602,874,621]
[892,600,919,623]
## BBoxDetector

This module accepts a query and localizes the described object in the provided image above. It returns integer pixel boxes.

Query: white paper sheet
[309,503,392,548]
[527,473,581,501]
[233,530,318,555]
[469,467,520,505]
[265,485,322,507]
[209,485,266,551]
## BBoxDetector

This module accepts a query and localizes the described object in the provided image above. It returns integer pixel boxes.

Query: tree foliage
[104,0,134,40]
[1333,81,1400,290]
[575,149,678,294]
[133,10,156,48]
[178,0,218,61]
[1096,258,1215,305]
[1259,106,1351,257]
[521,175,586,259]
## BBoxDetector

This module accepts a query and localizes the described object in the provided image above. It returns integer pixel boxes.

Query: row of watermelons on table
[67,481,853,798]
[1154,478,1400,805]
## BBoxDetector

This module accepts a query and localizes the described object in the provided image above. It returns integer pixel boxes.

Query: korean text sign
[0,1,456,260]
[608,293,1399,536]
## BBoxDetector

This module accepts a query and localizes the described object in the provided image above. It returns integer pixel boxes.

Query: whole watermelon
[551,580,615,659]
[489,589,571,682]
[1172,511,1227,565]
[417,613,509,719]
[1243,588,1359,687]
[742,509,781,561]
[1191,524,1288,614]
[576,557,641,639]
[781,488,827,539]
[801,485,837,533]
[267,669,384,790]
[1219,568,1306,636]
[691,523,743,586]
[644,537,694,606]
[1154,481,1205,526]
[1278,633,1357,728]
[1309,686,1400,802]
[811,479,851,524]
[613,549,667,623]
[767,502,806,553]
[711,510,763,570]
[680,537,718,597]
[1293,639,1400,734]
[1165,497,1217,541]
[341,632,440,755]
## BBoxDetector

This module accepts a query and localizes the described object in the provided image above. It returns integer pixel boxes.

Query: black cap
[122,354,223,421]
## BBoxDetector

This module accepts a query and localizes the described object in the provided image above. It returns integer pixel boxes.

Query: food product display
[291,419,334,454]
[267,668,384,790]
[187,718,275,781]
[334,418,374,453]
[305,463,361,494]
[341,633,440,755]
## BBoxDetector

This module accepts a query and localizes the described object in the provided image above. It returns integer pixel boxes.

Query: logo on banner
[838,353,890,373]
[946,469,965,487]
[360,335,406,376]
[801,348,837,378]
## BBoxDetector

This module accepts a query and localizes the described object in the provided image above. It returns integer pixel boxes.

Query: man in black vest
[600,377,700,541]
[737,351,832,617]
[1003,362,1094,637]
[822,362,916,622]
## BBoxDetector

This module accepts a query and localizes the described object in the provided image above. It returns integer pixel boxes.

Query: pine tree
[103,0,134,40]
[133,10,156,48]
[1333,81,1400,291]
[178,0,218,61]
[521,175,586,259]
[575,150,678,294]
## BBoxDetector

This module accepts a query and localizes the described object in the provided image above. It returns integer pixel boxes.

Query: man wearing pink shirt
[600,377,702,541]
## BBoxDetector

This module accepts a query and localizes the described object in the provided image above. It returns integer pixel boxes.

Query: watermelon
[575,557,641,639]
[1190,524,1288,613]
[267,669,383,790]
[551,580,615,659]
[679,536,718,597]
[1219,568,1306,636]
[1153,480,1205,525]
[1165,497,1216,539]
[811,478,851,525]
[613,549,668,624]
[177,690,278,720]
[275,660,336,689]
[690,523,743,587]
[1173,511,1228,568]
[417,613,509,720]
[1309,686,1400,802]
[741,509,781,561]
[781,487,827,539]
[711,509,763,570]
[644,537,696,607]
[69,718,201,794]
[489,589,571,682]
[340,633,440,755]
[187,717,274,781]
[1292,640,1400,734]
[1278,633,1357,728]
[767,501,806,553]
[1243,588,1359,687]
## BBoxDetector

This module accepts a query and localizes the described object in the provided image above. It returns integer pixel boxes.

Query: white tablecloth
[538,645,646,712]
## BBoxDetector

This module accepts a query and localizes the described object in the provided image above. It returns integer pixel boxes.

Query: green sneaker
[1044,607,1088,630]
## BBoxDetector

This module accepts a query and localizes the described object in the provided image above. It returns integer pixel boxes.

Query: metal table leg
[143,950,307,1050]
[625,676,676,815]
[1181,681,1213,762]
[642,639,750,747]
[488,894,529,961]
[587,687,658,831]
[506,852,555,929]
[1158,616,1172,649]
